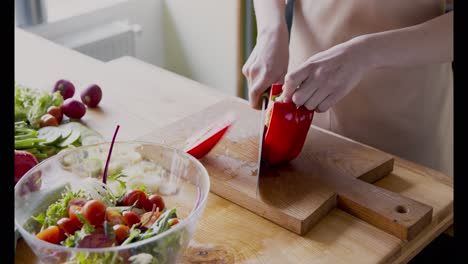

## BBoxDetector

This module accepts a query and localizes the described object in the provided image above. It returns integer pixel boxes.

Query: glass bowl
[15,141,210,264]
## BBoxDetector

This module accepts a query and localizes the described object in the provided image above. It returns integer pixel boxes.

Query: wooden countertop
[14,28,453,264]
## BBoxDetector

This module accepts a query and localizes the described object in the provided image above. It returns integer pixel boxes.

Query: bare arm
[364,11,453,69]
[253,0,287,36]
[243,0,289,109]
[282,11,453,112]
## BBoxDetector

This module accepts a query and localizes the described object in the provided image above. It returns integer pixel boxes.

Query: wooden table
[14,28,453,264]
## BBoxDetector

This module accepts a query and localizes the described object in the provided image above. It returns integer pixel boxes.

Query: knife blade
[256,93,269,197]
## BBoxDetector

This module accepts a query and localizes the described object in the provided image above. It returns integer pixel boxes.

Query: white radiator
[52,20,141,62]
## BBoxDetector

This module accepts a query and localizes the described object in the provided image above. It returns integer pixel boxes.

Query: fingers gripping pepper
[262,83,314,165]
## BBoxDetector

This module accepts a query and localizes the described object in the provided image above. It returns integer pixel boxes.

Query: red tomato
[68,205,83,223]
[36,226,66,244]
[47,106,63,124]
[82,200,106,226]
[57,217,82,235]
[106,210,127,226]
[146,194,165,212]
[140,211,161,230]
[66,198,87,212]
[113,224,130,245]
[122,211,141,227]
[68,198,87,208]
[119,190,149,210]
[39,114,59,127]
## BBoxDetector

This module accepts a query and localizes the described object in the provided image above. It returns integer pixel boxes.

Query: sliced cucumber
[58,121,104,146]
[37,127,62,145]
[58,130,81,148]
[69,122,104,145]
[59,125,72,139]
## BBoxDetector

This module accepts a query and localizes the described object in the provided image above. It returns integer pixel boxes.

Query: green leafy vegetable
[149,208,177,236]
[31,213,46,226]
[32,186,86,229]
[65,251,122,264]
[15,84,64,128]
[108,172,128,198]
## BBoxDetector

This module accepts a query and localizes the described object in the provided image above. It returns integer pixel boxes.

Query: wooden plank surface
[14,30,453,263]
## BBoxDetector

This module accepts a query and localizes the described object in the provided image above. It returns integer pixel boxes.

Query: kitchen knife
[256,93,269,197]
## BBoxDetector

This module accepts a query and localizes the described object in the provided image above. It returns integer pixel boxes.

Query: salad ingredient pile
[15,84,64,129]
[14,81,105,183]
[33,185,179,248]
[32,126,180,249]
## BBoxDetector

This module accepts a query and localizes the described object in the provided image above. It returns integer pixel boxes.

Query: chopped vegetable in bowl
[15,142,210,264]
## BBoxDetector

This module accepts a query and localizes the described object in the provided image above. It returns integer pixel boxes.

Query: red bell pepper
[184,112,237,159]
[262,83,314,165]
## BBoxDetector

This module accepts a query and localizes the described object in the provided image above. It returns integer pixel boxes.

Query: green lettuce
[32,186,86,229]
[15,84,64,128]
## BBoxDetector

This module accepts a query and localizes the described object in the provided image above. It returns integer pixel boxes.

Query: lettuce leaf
[15,84,64,128]
[32,186,86,229]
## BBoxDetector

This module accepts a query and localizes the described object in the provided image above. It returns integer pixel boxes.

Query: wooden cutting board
[138,98,432,240]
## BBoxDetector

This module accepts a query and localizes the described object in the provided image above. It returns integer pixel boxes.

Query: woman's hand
[242,25,290,109]
[282,37,371,113]
[282,11,453,113]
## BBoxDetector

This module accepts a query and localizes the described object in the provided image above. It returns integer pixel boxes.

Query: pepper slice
[262,83,314,165]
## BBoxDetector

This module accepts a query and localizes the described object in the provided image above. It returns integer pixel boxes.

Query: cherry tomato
[168,218,179,226]
[66,198,87,212]
[140,211,161,230]
[106,210,127,226]
[122,211,141,227]
[113,224,130,245]
[119,190,149,210]
[145,194,165,212]
[39,114,58,127]
[57,217,82,235]
[82,200,106,226]
[47,106,63,123]
[36,226,66,244]
[68,205,83,223]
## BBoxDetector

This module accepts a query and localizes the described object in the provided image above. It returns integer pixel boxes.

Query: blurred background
[15,0,257,99]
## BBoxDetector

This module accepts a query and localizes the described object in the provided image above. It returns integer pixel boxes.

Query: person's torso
[289,0,453,176]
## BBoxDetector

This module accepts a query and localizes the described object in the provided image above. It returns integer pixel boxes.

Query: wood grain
[138,98,433,240]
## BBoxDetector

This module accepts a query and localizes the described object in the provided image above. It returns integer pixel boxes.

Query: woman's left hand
[282,36,372,113]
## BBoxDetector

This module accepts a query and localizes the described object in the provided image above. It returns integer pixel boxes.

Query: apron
[289,0,453,176]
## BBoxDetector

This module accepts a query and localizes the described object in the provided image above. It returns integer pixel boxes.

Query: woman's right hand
[242,25,290,109]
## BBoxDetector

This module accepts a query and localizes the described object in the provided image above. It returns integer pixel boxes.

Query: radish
[81,84,102,108]
[15,150,38,184]
[53,79,75,100]
[62,98,86,119]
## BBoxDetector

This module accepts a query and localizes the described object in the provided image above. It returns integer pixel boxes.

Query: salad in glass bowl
[15,141,210,264]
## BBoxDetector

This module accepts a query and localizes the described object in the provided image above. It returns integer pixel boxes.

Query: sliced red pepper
[184,112,237,159]
[262,83,314,165]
